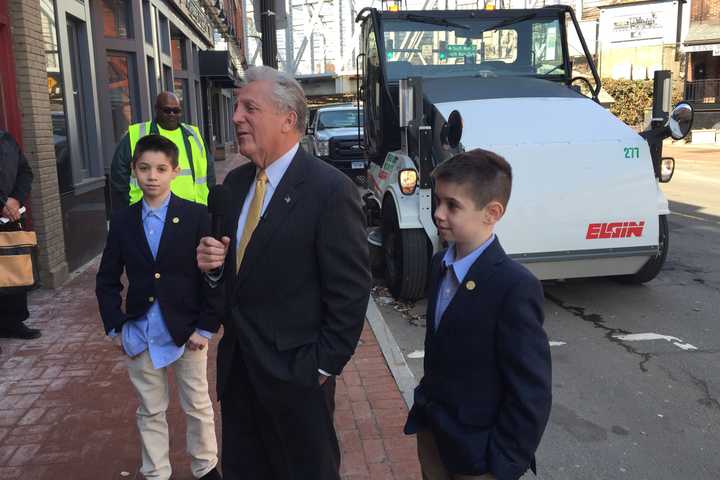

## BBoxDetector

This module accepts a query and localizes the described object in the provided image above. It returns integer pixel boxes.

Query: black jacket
[96,194,223,345]
[109,121,215,212]
[405,238,552,480]
[0,130,33,210]
[215,148,371,396]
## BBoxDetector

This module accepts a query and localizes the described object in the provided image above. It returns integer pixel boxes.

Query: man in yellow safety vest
[109,92,214,211]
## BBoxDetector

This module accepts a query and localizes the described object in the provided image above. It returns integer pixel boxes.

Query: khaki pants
[126,348,218,479]
[417,430,496,480]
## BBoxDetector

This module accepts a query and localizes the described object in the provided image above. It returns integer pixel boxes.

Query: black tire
[617,215,669,284]
[382,197,429,300]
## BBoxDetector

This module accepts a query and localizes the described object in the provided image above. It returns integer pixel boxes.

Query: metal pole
[261,0,278,68]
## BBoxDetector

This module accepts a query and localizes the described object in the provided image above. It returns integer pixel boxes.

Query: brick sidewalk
[0,152,421,479]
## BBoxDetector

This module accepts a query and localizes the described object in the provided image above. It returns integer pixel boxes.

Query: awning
[684,23,720,46]
[199,50,240,88]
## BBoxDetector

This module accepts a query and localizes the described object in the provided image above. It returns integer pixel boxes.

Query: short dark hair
[432,148,512,209]
[132,134,179,168]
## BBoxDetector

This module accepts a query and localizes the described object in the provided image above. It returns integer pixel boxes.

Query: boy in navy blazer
[404,149,552,480]
[96,135,223,480]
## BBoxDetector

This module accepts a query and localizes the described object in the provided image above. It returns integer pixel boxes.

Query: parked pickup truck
[305,104,366,180]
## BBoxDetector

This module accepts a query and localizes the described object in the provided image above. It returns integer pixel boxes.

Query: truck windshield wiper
[479,13,537,34]
[403,14,469,30]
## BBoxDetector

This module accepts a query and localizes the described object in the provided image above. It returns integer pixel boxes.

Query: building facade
[683,0,720,130]
[2,0,243,287]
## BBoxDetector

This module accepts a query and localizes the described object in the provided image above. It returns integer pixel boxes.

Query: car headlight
[316,140,329,157]
[399,169,418,195]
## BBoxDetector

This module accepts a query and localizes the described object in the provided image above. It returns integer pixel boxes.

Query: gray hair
[244,66,308,133]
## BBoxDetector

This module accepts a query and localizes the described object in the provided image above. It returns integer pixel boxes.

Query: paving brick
[362,438,387,464]
[0,410,27,427]
[7,443,41,466]
[18,408,46,426]
[0,445,18,464]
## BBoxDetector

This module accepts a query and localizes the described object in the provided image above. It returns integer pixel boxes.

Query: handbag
[0,225,39,294]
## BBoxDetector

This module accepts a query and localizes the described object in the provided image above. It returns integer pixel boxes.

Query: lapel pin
[284,195,291,204]
[172,217,180,224]
[465,280,476,291]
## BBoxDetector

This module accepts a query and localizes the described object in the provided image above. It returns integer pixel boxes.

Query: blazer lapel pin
[465,280,476,291]
[284,195,291,204]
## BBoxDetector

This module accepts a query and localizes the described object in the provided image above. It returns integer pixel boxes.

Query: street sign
[445,44,476,58]
[713,45,720,56]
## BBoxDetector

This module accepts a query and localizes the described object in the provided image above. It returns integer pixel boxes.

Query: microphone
[207,185,232,240]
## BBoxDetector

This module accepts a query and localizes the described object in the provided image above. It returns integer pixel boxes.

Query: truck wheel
[382,198,429,300]
[617,215,669,284]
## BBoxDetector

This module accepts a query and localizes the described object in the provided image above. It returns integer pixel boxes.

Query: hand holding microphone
[197,185,232,273]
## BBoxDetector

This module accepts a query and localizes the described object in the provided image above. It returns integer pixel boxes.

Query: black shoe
[199,467,222,480]
[0,323,41,339]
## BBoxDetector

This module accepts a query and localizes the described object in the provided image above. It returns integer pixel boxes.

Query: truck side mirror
[667,102,693,140]
[446,110,463,148]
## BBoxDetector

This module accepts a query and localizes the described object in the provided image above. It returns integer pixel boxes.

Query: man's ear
[281,110,298,134]
[484,201,505,225]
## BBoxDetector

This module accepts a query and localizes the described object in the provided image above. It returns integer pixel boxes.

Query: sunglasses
[161,107,182,115]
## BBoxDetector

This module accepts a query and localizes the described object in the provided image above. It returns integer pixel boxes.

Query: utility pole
[260,0,278,68]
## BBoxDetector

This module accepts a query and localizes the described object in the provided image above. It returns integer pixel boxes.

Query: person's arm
[9,136,33,206]
[110,134,132,213]
[196,207,224,333]
[206,148,216,188]
[95,216,128,335]
[487,277,552,480]
[315,176,372,376]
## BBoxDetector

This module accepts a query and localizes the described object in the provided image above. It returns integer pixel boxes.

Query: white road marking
[549,341,567,346]
[406,350,425,359]
[612,332,698,351]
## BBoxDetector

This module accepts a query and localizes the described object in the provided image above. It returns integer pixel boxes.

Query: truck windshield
[381,14,566,81]
[317,110,363,129]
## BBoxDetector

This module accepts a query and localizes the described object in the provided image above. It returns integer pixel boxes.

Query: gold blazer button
[465,280,476,291]
[172,217,180,224]
[154,273,161,279]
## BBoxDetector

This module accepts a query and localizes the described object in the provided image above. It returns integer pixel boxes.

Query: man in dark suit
[196,66,371,480]
[404,150,552,480]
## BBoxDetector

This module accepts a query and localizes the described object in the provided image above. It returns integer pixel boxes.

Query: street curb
[365,296,418,408]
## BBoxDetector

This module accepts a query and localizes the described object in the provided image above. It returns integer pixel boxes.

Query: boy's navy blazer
[404,237,552,480]
[96,194,223,345]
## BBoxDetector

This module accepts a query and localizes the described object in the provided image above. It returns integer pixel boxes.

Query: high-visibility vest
[127,121,209,205]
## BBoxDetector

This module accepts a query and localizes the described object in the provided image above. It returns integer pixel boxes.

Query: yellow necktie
[236,169,268,272]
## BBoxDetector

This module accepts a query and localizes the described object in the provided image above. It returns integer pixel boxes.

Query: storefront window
[102,0,132,39]
[41,0,73,194]
[159,14,170,54]
[171,33,187,71]
[107,52,136,142]
[174,78,189,122]
[142,0,152,43]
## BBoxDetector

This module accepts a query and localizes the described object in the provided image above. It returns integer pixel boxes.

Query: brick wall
[692,0,720,22]
[8,0,69,288]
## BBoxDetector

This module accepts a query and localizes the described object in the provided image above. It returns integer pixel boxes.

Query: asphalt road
[371,143,720,479]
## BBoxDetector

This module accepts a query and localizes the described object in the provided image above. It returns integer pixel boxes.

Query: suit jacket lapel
[131,201,154,263]
[426,254,444,339]
[434,238,507,337]
[235,149,307,287]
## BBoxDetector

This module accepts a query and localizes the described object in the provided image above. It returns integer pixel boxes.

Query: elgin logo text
[586,221,645,240]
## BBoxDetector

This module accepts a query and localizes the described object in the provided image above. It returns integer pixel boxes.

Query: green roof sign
[446,44,476,57]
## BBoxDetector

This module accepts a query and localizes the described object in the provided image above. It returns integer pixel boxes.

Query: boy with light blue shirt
[96,135,223,480]
[404,149,552,480]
